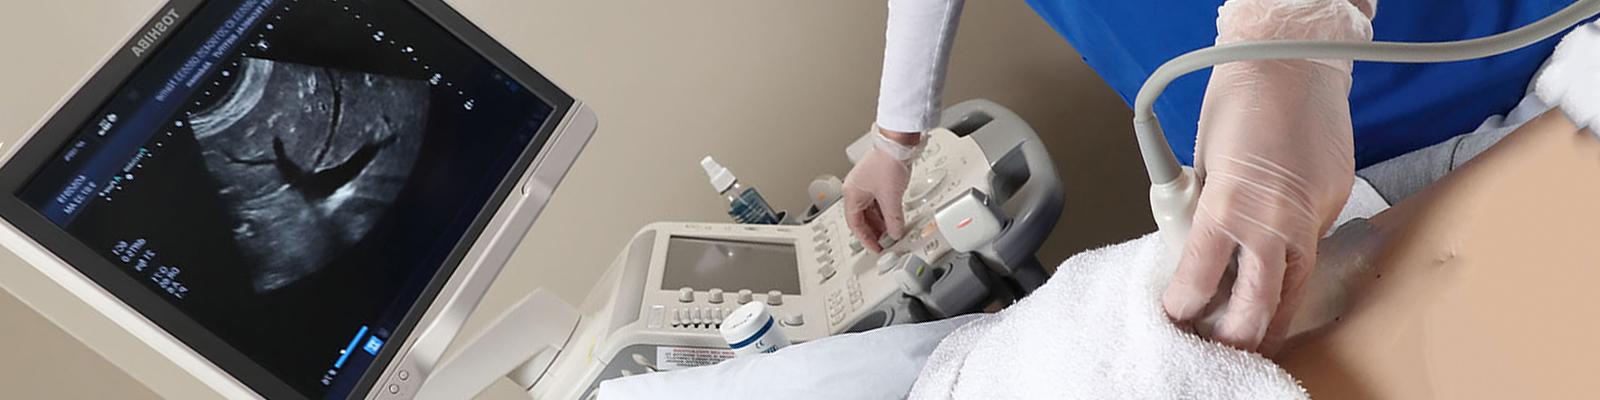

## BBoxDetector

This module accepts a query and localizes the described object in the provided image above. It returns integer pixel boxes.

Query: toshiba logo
[131,8,183,58]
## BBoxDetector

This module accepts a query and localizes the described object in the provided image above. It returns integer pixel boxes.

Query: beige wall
[0,0,1150,398]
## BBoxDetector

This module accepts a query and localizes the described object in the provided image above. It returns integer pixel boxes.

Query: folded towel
[1535,21,1600,132]
[907,180,1388,400]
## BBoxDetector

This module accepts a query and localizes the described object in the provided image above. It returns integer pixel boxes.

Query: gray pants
[1356,120,1518,204]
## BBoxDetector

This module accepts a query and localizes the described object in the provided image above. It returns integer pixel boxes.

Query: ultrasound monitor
[0,0,595,398]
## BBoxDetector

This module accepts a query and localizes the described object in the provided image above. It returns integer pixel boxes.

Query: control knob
[877,251,904,274]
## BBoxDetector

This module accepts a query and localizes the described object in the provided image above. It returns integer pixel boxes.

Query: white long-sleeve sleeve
[876,0,965,134]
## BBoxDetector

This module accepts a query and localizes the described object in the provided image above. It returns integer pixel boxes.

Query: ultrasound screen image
[13,0,559,397]
[191,58,429,292]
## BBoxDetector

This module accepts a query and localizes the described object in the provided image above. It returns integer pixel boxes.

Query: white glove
[843,128,922,252]
[1161,0,1375,355]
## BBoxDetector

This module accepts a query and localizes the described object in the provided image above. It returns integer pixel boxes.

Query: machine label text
[131,8,183,58]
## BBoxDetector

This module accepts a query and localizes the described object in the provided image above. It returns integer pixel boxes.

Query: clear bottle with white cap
[701,156,781,225]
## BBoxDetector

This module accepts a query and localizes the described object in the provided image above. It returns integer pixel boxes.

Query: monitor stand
[412,290,579,399]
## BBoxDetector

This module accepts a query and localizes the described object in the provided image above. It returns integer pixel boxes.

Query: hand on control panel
[843,127,920,252]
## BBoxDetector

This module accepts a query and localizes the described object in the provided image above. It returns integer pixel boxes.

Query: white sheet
[597,315,980,400]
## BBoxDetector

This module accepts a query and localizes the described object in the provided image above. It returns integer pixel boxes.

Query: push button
[817,266,837,283]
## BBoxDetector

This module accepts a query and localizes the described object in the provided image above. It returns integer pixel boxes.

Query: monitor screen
[2,0,568,398]
[661,237,803,295]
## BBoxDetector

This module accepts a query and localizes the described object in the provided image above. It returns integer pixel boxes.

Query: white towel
[1535,21,1600,133]
[907,180,1388,400]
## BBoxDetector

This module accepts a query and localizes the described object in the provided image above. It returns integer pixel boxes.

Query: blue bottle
[701,156,781,225]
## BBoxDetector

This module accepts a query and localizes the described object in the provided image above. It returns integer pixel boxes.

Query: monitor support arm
[413,290,579,399]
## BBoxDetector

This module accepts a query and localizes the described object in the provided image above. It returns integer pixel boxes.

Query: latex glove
[843,127,922,252]
[1161,0,1375,355]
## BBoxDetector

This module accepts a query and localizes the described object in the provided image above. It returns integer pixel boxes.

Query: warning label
[656,346,735,371]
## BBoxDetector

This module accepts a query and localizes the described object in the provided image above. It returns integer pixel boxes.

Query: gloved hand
[843,127,922,252]
[1161,0,1375,355]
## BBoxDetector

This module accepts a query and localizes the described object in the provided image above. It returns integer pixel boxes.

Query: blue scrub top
[1026,0,1584,168]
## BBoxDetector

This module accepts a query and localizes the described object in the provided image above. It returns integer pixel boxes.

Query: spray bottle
[701,156,781,225]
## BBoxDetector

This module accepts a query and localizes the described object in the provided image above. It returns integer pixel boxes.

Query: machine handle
[938,100,1065,286]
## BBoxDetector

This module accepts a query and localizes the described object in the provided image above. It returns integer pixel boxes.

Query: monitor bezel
[0,0,577,398]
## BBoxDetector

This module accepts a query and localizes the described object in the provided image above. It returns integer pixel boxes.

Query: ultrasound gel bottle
[701,156,781,225]
[720,301,791,357]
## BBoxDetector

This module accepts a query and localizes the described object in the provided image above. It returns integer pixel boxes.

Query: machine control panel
[531,100,1064,400]
[625,128,993,344]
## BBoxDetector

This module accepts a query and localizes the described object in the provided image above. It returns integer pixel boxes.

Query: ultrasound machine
[506,99,1063,400]
[0,1,1062,399]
